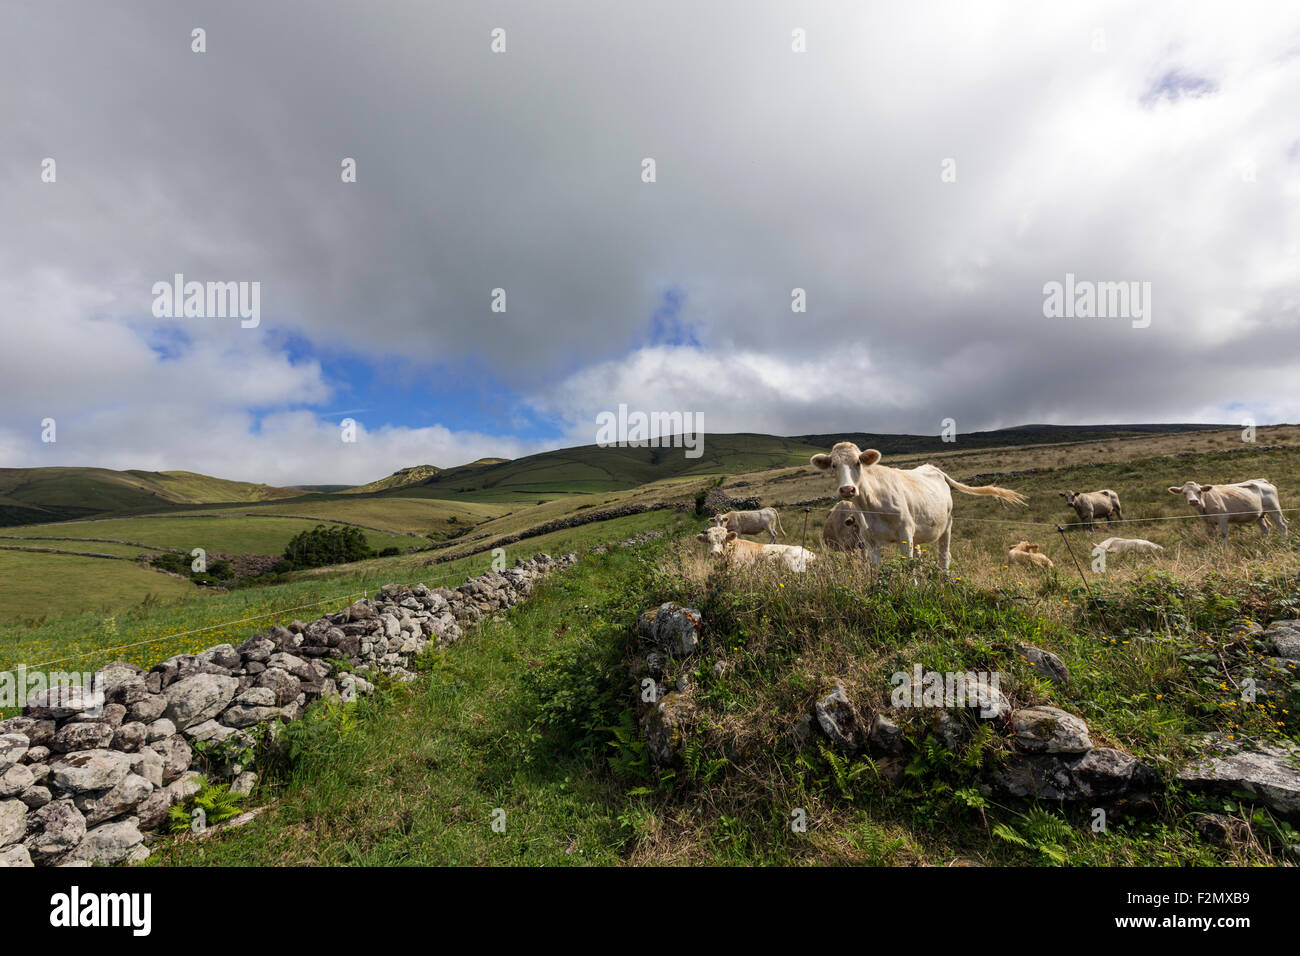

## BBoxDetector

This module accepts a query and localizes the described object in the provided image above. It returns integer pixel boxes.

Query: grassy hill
[377,425,1235,504]
[0,467,303,527]
[339,465,442,495]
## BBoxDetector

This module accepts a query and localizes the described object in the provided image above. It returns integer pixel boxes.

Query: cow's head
[708,513,727,527]
[696,525,737,557]
[1009,540,1037,552]
[1060,491,1078,505]
[1168,481,1209,510]
[811,442,882,500]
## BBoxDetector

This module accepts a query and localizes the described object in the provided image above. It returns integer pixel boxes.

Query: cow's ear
[844,515,855,525]
[1058,492,1067,498]
[810,454,832,471]
[696,533,707,541]
[1201,485,1213,492]
[1167,486,1181,494]
[1029,544,1039,552]
[859,449,882,467]
[726,531,737,541]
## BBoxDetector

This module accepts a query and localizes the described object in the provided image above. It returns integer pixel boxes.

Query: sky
[2,0,1298,485]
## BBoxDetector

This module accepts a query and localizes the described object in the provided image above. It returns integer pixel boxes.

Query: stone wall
[0,551,576,868]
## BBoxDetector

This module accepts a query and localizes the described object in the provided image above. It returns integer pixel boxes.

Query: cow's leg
[769,523,777,544]
[1217,516,1230,540]
[1258,514,1270,536]
[1274,510,1290,537]
[938,519,953,570]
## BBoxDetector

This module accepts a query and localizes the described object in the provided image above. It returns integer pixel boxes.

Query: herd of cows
[695,441,1291,573]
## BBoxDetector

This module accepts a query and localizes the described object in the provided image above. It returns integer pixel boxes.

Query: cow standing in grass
[710,507,786,544]
[1060,489,1123,530]
[810,442,1028,569]
[1168,480,1288,539]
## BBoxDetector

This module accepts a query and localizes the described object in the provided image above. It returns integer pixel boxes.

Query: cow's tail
[941,473,1028,507]
[773,510,786,538]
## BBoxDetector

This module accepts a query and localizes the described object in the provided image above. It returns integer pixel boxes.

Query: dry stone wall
[0,551,576,868]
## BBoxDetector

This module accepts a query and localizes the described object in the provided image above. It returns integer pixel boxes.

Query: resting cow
[811,442,1027,569]
[1093,537,1164,555]
[1008,540,1053,568]
[710,507,786,544]
[1060,489,1123,529]
[1168,480,1288,539]
[697,526,815,572]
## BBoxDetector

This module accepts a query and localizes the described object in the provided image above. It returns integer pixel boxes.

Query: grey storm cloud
[2,0,1300,482]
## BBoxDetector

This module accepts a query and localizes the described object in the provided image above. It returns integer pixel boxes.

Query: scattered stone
[815,683,864,755]
[1178,737,1300,816]
[1015,644,1070,686]
[1011,706,1093,754]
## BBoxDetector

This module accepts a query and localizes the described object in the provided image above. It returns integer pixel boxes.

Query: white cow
[811,442,1028,569]
[1094,537,1164,555]
[697,526,815,571]
[821,500,863,554]
[1168,480,1288,539]
[710,507,786,543]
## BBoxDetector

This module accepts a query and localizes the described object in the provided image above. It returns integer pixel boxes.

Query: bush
[282,524,375,570]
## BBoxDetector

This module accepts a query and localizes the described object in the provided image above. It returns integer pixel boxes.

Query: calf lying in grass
[1008,540,1054,568]
[697,525,816,572]
[1094,536,1164,555]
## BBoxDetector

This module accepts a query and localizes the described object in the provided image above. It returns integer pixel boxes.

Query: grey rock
[128,693,168,723]
[637,603,703,658]
[256,667,301,705]
[1264,620,1300,660]
[640,692,695,765]
[1015,644,1070,686]
[51,721,115,753]
[145,718,176,742]
[1012,706,1093,754]
[0,798,26,846]
[94,662,149,705]
[163,673,239,730]
[49,749,133,793]
[19,785,51,810]
[23,685,104,721]
[0,843,32,867]
[0,733,29,773]
[66,820,144,866]
[129,748,165,789]
[111,721,148,752]
[868,713,905,754]
[23,799,85,859]
[84,773,154,827]
[146,735,192,785]
[1179,738,1300,815]
[815,683,864,755]
[0,763,35,798]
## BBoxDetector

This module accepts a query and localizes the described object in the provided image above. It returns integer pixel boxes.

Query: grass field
[4,424,1300,866]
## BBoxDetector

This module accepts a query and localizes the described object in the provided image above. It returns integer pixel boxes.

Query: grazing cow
[709,507,786,544]
[821,500,863,554]
[696,526,815,571]
[810,442,1028,569]
[1167,480,1288,539]
[1060,489,1123,529]
[1094,537,1164,555]
[1008,540,1054,568]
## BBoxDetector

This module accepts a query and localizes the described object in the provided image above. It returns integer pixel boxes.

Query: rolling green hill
[378,424,1236,502]
[0,467,304,527]
[339,465,442,495]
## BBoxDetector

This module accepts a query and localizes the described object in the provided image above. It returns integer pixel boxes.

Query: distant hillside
[378,424,1237,502]
[339,465,441,496]
[0,467,303,527]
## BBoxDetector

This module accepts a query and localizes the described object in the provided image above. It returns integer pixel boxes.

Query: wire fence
[21,590,368,671]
